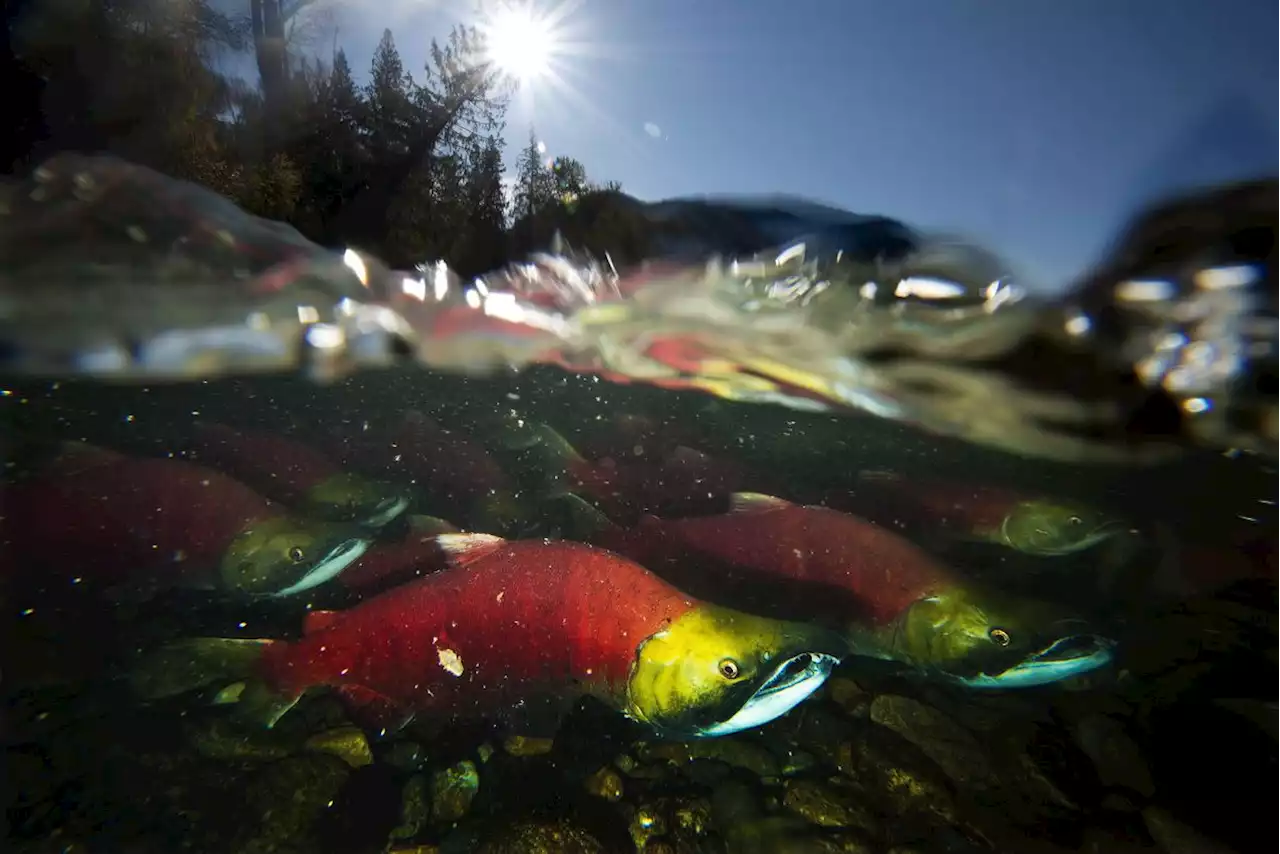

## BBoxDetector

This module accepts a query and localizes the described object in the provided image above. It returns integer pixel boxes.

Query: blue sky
[245,0,1277,288]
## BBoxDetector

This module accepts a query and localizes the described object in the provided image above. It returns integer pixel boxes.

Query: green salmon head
[220,515,370,597]
[303,473,410,528]
[999,499,1127,556]
[625,605,846,738]
[889,586,1114,689]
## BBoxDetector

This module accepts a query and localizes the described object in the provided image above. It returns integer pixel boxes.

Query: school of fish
[2,406,1272,743]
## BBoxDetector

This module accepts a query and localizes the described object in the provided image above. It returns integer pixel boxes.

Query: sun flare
[480,2,560,85]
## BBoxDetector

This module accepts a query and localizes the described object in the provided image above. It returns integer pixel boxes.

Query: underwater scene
[1,1,1277,853]
[2,179,1276,853]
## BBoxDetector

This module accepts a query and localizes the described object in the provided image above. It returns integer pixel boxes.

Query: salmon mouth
[271,537,371,597]
[695,651,841,737]
[958,634,1115,689]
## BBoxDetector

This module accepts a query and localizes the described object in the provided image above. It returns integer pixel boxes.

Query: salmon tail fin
[542,492,620,543]
[488,419,590,486]
[49,440,128,473]
[129,637,306,730]
[128,637,273,702]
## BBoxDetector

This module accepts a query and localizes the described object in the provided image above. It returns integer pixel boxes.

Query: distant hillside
[508,192,921,271]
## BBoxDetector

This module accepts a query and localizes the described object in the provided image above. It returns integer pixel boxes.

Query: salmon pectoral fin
[231,679,305,730]
[335,684,416,733]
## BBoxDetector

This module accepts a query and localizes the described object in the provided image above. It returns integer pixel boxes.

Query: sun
[480,2,561,85]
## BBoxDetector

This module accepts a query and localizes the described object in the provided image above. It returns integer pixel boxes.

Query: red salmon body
[256,538,697,724]
[568,446,754,524]
[1,450,274,589]
[183,422,343,504]
[825,473,1019,538]
[1149,530,1279,599]
[324,411,510,504]
[572,413,710,463]
[596,493,958,627]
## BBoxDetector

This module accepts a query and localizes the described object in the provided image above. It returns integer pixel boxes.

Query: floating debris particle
[437,646,464,676]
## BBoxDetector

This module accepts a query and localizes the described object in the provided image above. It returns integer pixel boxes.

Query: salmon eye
[989,628,1011,647]
[288,546,306,563]
[718,658,741,679]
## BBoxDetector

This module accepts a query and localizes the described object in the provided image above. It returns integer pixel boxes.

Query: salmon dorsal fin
[665,445,709,466]
[436,533,507,567]
[857,469,904,484]
[548,493,618,541]
[407,514,462,535]
[193,420,236,437]
[303,610,343,635]
[728,492,791,513]
[55,440,127,468]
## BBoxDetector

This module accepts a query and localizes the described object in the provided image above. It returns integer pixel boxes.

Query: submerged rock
[870,695,995,788]
[780,748,820,776]
[671,797,713,839]
[1072,715,1155,798]
[1078,825,1160,854]
[382,739,429,772]
[1014,752,1079,812]
[1142,807,1241,854]
[235,754,351,854]
[431,759,480,823]
[1211,698,1279,741]
[185,717,294,762]
[584,764,625,801]
[628,802,669,850]
[711,778,874,854]
[503,735,555,757]
[836,726,959,835]
[477,818,605,854]
[781,777,878,832]
[304,725,373,768]
[621,796,716,852]
[827,677,871,718]
[636,736,780,778]
[389,774,430,842]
